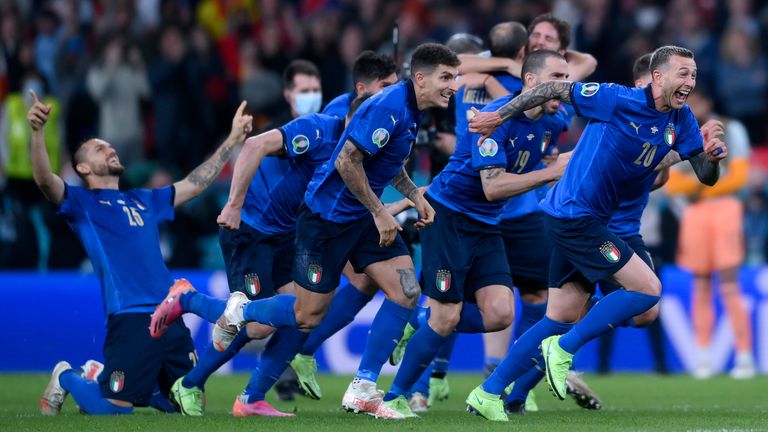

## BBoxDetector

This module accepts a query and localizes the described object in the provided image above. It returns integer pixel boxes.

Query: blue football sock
[300,283,373,356]
[411,363,432,396]
[149,386,177,413]
[485,356,503,369]
[183,328,250,389]
[179,291,225,323]
[242,294,297,328]
[408,305,430,331]
[59,370,134,415]
[243,327,309,402]
[455,302,486,333]
[515,301,547,340]
[356,299,412,382]
[384,324,447,401]
[559,290,660,354]
[431,332,457,378]
[482,317,572,395]
[506,353,545,403]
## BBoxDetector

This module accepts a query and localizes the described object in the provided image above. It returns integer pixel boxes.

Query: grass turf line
[2,373,767,432]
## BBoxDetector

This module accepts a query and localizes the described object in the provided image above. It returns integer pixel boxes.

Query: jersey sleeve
[279,115,323,158]
[471,123,509,171]
[569,82,621,122]
[57,184,86,221]
[673,108,704,161]
[148,186,175,223]
[345,103,398,157]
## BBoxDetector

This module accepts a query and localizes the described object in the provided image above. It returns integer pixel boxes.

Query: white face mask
[294,91,322,116]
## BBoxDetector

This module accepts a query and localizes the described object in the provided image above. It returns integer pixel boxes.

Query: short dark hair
[632,53,653,81]
[528,13,571,51]
[490,21,528,59]
[347,93,374,119]
[282,59,321,89]
[649,45,694,73]
[446,33,484,54]
[521,49,565,78]
[409,43,460,78]
[352,51,397,85]
[71,139,92,177]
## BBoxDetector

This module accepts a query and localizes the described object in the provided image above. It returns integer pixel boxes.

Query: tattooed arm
[174,101,252,207]
[335,140,402,246]
[480,151,571,201]
[335,141,386,214]
[469,81,574,138]
[392,167,435,228]
[688,153,720,186]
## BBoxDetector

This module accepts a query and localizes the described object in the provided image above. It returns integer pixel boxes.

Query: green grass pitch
[2,373,766,432]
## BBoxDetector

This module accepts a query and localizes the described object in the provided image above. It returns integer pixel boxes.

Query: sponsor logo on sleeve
[292,135,310,154]
[478,138,499,157]
[372,128,390,148]
[580,82,600,97]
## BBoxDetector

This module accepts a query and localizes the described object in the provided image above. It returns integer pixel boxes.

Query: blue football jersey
[541,83,703,222]
[429,95,569,225]
[455,74,522,151]
[241,113,344,234]
[58,185,175,316]
[321,92,354,119]
[305,80,421,223]
[607,173,656,238]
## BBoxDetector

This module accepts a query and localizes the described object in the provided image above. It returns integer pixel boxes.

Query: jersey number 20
[633,142,657,168]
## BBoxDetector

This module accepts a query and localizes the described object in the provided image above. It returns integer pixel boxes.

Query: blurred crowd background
[3,0,768,272]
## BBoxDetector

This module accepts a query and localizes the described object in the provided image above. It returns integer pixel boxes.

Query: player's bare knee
[245,322,275,339]
[294,309,324,330]
[483,302,515,331]
[428,304,461,336]
[632,304,659,327]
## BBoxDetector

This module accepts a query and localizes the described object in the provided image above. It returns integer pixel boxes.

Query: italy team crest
[244,273,260,297]
[664,123,676,146]
[436,270,452,292]
[308,264,323,284]
[291,135,310,154]
[478,138,498,157]
[599,241,621,263]
[541,131,552,153]
[110,371,125,393]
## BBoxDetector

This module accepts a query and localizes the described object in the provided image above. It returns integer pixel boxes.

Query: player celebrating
[210,43,459,418]
[466,45,726,421]
[379,49,572,419]
[32,92,252,415]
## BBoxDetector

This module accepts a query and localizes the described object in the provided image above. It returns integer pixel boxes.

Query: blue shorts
[599,234,654,295]
[500,212,551,295]
[545,214,634,292]
[100,313,195,406]
[219,223,295,300]
[421,196,513,303]
[293,204,410,294]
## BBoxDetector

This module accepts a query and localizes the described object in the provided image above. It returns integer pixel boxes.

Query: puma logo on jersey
[316,129,321,139]
[509,137,518,147]
[390,115,398,126]
[630,121,641,134]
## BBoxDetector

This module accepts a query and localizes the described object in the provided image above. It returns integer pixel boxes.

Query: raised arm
[335,141,399,246]
[458,54,521,78]
[480,151,570,201]
[216,129,285,230]
[470,81,573,139]
[564,50,598,82]
[174,101,252,207]
[27,90,65,205]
